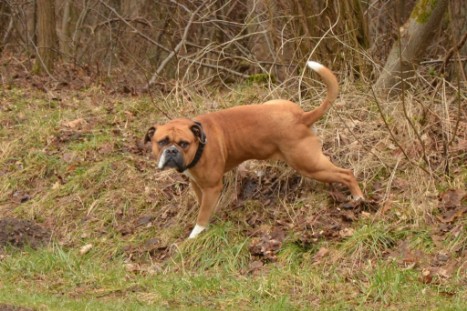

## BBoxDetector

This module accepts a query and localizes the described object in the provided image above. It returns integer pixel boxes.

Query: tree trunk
[59,0,73,59]
[447,0,467,79]
[374,0,449,94]
[34,0,59,73]
[0,2,12,53]
[247,0,289,81]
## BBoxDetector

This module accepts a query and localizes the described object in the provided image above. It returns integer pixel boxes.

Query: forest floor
[0,66,466,310]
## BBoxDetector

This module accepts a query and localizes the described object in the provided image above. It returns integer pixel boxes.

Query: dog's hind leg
[283,138,364,200]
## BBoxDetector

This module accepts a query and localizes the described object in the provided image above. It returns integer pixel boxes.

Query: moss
[411,0,438,23]
[246,73,274,84]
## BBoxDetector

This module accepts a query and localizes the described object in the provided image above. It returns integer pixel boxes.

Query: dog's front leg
[190,180,203,205]
[188,182,223,239]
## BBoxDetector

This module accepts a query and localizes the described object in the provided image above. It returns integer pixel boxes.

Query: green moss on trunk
[411,0,438,23]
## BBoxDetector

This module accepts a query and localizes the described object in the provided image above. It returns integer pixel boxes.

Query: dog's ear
[144,126,156,144]
[190,121,206,144]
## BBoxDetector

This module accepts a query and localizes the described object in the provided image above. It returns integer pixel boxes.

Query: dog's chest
[183,170,195,180]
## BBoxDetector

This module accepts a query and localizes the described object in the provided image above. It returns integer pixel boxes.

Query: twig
[442,31,467,72]
[181,56,249,79]
[334,109,390,172]
[98,0,170,53]
[299,17,340,104]
[448,65,462,148]
[441,79,450,176]
[92,17,152,32]
[397,29,433,174]
[370,86,434,178]
[383,157,402,203]
[1,16,13,52]
[143,3,204,91]
[420,58,467,65]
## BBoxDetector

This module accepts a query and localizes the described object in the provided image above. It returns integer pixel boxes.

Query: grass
[0,84,466,310]
[2,246,464,310]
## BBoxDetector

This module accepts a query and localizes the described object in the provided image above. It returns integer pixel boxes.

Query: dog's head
[144,119,205,172]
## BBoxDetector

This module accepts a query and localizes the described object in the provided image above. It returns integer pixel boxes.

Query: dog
[145,61,364,239]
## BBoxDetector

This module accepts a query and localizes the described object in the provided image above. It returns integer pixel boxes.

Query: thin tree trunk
[34,0,59,73]
[0,3,13,53]
[59,0,72,59]
[374,0,449,94]
[447,0,467,78]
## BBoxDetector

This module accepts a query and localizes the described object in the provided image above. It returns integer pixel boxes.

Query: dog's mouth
[157,149,185,171]
[161,158,181,169]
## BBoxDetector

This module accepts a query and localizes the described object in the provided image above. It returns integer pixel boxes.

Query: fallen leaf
[313,247,329,263]
[247,260,264,275]
[248,228,284,261]
[125,263,139,272]
[439,189,466,210]
[437,268,450,279]
[98,142,114,155]
[124,111,135,120]
[329,190,348,203]
[79,243,93,255]
[52,181,61,190]
[146,264,162,275]
[339,228,355,238]
[62,152,75,163]
[136,215,155,227]
[341,210,357,222]
[421,269,432,284]
[340,199,363,210]
[64,118,87,129]
[450,138,467,152]
[437,207,466,223]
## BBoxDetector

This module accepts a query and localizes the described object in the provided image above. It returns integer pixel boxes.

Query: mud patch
[0,218,51,249]
[0,304,35,311]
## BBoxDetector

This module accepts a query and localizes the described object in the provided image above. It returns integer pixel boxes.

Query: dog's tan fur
[145,61,363,238]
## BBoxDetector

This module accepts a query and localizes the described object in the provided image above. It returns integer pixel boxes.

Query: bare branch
[143,3,205,90]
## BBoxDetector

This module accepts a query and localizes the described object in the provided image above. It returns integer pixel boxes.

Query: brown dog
[145,61,364,238]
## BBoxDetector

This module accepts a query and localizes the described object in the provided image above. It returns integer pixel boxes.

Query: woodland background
[1,0,466,92]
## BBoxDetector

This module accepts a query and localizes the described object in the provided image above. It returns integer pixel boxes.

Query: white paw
[188,224,206,239]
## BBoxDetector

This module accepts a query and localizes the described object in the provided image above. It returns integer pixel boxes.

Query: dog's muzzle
[158,146,184,171]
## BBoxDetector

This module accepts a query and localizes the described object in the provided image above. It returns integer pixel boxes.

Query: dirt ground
[0,218,51,250]
[0,304,35,311]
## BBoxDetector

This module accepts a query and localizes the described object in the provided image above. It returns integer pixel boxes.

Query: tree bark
[447,0,467,79]
[247,0,289,81]
[0,2,12,53]
[374,0,449,94]
[34,0,59,73]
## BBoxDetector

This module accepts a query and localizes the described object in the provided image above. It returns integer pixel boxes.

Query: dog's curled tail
[302,61,339,126]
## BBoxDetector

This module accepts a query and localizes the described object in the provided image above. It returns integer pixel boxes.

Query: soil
[0,218,51,249]
[0,304,35,311]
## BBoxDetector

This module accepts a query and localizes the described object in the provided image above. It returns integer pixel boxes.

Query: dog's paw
[188,224,206,239]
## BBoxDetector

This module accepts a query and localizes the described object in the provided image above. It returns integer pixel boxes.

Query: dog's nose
[166,146,178,154]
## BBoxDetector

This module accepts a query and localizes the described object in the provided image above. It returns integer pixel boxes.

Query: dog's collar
[177,121,207,172]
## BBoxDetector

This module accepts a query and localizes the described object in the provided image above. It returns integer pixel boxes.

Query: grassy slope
[0,85,465,310]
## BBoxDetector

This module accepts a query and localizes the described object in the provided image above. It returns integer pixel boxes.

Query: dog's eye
[158,138,169,147]
[179,141,189,149]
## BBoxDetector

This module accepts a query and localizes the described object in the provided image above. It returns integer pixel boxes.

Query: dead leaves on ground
[437,189,467,224]
[386,188,466,285]
[249,227,285,262]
